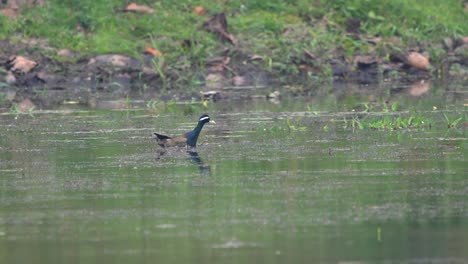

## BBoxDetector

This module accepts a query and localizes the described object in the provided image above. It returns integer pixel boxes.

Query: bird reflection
[187,150,211,176]
[155,148,211,175]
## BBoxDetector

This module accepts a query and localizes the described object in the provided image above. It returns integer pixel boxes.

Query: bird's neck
[186,121,206,146]
[191,121,205,136]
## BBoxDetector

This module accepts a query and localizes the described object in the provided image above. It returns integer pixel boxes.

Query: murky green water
[0,90,467,263]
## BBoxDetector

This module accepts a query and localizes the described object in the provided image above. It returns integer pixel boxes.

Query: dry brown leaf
[145,47,162,56]
[125,3,154,14]
[248,54,263,61]
[303,49,315,60]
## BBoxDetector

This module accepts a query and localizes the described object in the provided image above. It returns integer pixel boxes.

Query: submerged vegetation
[256,100,465,134]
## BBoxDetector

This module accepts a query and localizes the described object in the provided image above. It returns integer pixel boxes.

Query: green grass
[0,0,466,85]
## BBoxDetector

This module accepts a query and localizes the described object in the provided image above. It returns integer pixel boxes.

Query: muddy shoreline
[1,37,467,110]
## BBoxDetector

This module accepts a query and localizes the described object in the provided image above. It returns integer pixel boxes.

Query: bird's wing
[153,133,172,140]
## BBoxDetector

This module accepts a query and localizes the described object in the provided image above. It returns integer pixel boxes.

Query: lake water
[0,85,466,263]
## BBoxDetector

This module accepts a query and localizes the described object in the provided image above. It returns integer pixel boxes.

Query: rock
[193,6,206,16]
[88,54,141,69]
[329,60,348,77]
[0,8,18,17]
[407,52,430,70]
[36,71,59,84]
[232,76,246,86]
[353,55,378,69]
[205,73,224,88]
[443,37,454,51]
[18,98,36,112]
[267,91,281,104]
[201,90,221,101]
[5,71,16,84]
[206,56,230,72]
[8,56,38,73]
[267,91,280,99]
[124,3,154,14]
[5,90,16,101]
[57,49,76,58]
[453,43,468,65]
[345,18,361,33]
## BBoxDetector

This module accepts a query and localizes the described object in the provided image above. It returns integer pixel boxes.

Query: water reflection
[0,88,466,264]
[154,148,211,175]
[187,150,211,176]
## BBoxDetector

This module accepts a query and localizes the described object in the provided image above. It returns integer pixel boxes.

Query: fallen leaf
[125,3,154,14]
[145,47,162,56]
[303,49,315,60]
[248,54,263,61]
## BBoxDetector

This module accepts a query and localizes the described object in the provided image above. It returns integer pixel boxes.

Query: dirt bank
[1,34,467,110]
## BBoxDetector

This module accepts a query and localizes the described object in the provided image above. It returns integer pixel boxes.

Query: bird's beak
[209,120,216,124]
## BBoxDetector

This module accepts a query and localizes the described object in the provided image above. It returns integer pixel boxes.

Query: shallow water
[0,89,467,263]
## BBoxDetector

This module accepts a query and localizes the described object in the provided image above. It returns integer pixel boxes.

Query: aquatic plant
[286,117,307,132]
[343,101,434,130]
[9,103,35,119]
[367,114,431,130]
[443,113,464,128]
[257,117,307,134]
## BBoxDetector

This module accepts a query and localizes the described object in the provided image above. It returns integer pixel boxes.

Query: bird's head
[198,114,216,124]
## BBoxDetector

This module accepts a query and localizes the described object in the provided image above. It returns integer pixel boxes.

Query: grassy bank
[0,0,467,86]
